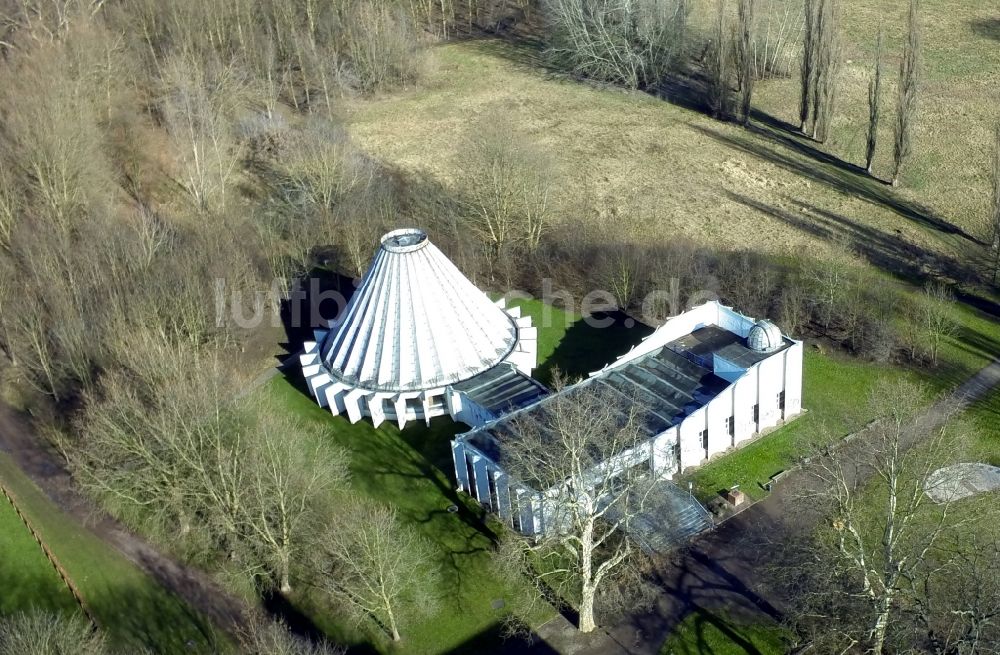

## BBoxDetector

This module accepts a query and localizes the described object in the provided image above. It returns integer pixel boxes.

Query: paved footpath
[2,357,997,654]
[604,356,1000,655]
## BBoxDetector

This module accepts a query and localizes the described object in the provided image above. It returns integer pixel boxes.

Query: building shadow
[536,311,653,385]
[278,269,357,362]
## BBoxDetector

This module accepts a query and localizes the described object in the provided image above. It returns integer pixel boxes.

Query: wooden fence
[0,482,99,629]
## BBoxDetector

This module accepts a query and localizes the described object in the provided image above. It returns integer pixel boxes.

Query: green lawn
[499,296,654,385]
[0,494,77,617]
[0,453,219,653]
[964,383,1000,468]
[681,349,911,502]
[267,377,551,654]
[659,609,789,655]
[683,287,1000,503]
[261,297,650,653]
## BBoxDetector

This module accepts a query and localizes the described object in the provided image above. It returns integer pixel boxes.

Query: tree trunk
[388,607,401,641]
[280,562,292,595]
[579,582,597,633]
[871,594,893,653]
[579,520,597,633]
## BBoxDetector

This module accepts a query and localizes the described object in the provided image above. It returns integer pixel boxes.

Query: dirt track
[0,402,251,642]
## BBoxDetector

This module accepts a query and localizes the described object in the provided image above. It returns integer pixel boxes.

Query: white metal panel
[783,341,804,417]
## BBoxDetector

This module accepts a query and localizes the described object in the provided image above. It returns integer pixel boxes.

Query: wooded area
[0,0,999,652]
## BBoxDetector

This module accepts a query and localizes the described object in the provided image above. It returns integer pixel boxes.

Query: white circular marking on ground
[925,463,1000,504]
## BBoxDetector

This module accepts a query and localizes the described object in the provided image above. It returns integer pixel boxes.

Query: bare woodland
[0,0,995,651]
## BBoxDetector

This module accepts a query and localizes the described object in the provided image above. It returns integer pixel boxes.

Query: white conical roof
[320,229,518,392]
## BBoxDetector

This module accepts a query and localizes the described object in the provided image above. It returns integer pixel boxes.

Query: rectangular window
[725,416,734,436]
[510,491,521,532]
[465,456,476,495]
[700,429,709,450]
[753,404,760,423]
[487,472,498,512]
[778,391,786,410]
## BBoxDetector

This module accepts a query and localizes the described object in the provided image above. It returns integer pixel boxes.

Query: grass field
[307,19,1000,643]
[345,14,998,277]
[680,349,911,502]
[0,453,218,653]
[267,376,552,654]
[259,295,654,653]
[265,292,998,651]
[339,18,1000,502]
[501,296,653,384]
[0,493,77,617]
[659,609,789,655]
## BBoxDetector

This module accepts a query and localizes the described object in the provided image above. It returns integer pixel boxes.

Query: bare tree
[0,612,107,655]
[461,112,552,266]
[491,375,656,633]
[736,0,755,125]
[312,498,438,642]
[541,0,688,89]
[275,118,393,276]
[72,331,348,591]
[240,409,349,594]
[160,53,247,212]
[341,1,424,93]
[805,250,855,333]
[920,529,1000,654]
[798,0,817,131]
[917,282,958,366]
[706,0,732,120]
[809,0,840,142]
[0,258,14,366]
[596,242,653,311]
[790,380,965,654]
[990,125,1000,284]
[891,0,920,187]
[237,615,345,655]
[865,26,884,174]
[749,0,801,80]
[0,158,19,253]
[69,336,240,541]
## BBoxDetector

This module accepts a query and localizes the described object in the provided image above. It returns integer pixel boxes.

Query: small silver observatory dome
[747,319,783,353]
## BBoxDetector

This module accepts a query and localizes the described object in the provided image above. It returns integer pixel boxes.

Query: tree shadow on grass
[442,621,561,655]
[722,191,977,284]
[970,18,1000,41]
[696,124,984,247]
[535,311,653,386]
[83,580,221,655]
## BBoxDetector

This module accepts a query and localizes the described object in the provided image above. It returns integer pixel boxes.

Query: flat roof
[668,325,791,368]
[452,365,548,416]
[461,347,729,464]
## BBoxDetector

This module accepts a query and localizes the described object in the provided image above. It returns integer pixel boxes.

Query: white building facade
[451,301,803,536]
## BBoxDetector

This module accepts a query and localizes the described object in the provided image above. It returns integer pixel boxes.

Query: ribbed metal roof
[321,229,519,392]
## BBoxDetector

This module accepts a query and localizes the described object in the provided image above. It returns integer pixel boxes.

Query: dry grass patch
[343,30,990,281]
